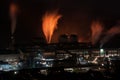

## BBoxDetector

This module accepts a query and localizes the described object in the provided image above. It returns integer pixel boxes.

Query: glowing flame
[91,21,103,45]
[42,10,61,43]
[9,3,18,35]
[100,26,120,48]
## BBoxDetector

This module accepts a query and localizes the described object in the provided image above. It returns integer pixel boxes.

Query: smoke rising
[42,10,61,43]
[9,3,18,35]
[100,26,120,48]
[91,21,104,45]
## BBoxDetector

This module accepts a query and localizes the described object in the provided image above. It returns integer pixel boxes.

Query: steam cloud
[91,21,104,45]
[9,3,18,36]
[100,26,120,48]
[42,10,61,43]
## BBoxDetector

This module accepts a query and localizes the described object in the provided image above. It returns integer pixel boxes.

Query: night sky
[0,0,120,48]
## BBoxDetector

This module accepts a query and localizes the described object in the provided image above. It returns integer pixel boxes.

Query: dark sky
[0,0,120,48]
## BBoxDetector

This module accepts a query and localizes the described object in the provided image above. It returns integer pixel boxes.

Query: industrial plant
[0,0,120,80]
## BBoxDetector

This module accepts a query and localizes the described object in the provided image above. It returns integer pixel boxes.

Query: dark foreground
[0,68,120,80]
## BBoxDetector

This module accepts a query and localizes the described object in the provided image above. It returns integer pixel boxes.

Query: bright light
[42,10,61,43]
[101,63,104,66]
[36,62,39,64]
[0,67,3,70]
[14,71,18,75]
[100,48,104,55]
[42,58,45,60]
[100,49,104,52]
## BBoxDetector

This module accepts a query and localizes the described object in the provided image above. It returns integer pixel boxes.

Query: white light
[100,49,104,55]
[36,62,39,64]
[14,71,18,74]
[100,49,104,53]
[42,58,45,60]
[46,64,49,67]
[42,62,46,65]
[18,62,21,65]
[102,63,104,66]
[0,67,3,70]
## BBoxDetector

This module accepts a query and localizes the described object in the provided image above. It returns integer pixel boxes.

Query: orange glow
[9,3,18,35]
[9,3,18,18]
[78,38,84,42]
[42,11,61,43]
[78,37,90,43]
[91,21,103,45]
[107,26,120,34]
